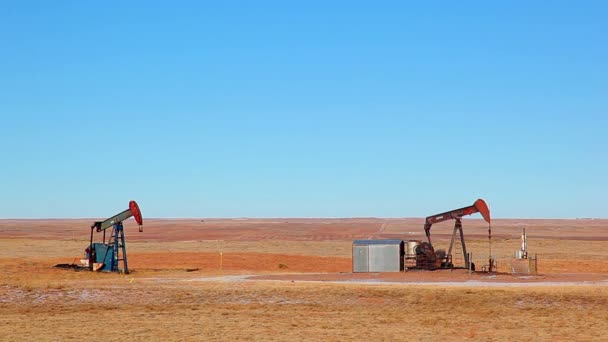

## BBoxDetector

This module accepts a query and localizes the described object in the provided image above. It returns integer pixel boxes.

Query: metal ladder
[108,223,130,274]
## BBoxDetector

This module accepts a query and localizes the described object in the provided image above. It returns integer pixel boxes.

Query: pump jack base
[92,263,104,272]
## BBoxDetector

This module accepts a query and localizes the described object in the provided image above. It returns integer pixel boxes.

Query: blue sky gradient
[1,1,606,218]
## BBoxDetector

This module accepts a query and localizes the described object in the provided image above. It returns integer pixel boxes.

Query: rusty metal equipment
[422,199,491,270]
[403,240,421,268]
[87,200,143,274]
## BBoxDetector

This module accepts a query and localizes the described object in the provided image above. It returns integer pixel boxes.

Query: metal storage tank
[352,240,404,272]
[405,240,421,259]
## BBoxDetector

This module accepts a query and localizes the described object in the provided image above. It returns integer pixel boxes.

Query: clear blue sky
[1,1,606,218]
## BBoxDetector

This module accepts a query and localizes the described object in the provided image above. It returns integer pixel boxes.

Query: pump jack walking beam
[91,200,143,232]
[423,199,491,269]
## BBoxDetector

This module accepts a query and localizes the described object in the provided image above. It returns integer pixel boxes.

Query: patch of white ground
[183,274,608,287]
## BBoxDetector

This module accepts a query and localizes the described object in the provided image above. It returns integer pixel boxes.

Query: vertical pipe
[488,223,492,273]
[121,225,129,274]
[89,227,94,271]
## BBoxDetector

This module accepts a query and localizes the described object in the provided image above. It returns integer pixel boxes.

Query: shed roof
[353,239,403,245]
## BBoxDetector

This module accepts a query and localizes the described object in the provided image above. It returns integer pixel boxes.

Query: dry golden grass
[2,280,608,341]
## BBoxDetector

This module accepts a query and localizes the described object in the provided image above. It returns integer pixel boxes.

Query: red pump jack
[423,199,491,271]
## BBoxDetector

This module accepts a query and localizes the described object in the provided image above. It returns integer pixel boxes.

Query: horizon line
[0,216,605,220]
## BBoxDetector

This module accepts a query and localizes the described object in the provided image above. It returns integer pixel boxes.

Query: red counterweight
[129,200,143,232]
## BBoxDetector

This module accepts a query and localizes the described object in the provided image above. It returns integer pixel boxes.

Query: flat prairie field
[1,218,608,341]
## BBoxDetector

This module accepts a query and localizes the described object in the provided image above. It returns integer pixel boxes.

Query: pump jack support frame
[109,222,129,273]
[87,200,142,274]
[88,222,130,273]
[446,219,470,269]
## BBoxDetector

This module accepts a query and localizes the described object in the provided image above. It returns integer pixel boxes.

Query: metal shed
[352,239,404,272]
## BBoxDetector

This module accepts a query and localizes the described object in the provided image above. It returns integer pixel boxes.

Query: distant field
[1,218,608,340]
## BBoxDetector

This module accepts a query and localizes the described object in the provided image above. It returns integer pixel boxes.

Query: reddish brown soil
[252,270,608,284]
[3,218,608,285]
[126,252,351,273]
[2,218,607,241]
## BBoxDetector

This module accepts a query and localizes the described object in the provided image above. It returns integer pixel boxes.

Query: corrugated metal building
[352,239,404,272]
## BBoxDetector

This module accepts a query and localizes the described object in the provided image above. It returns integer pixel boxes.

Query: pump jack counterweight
[87,201,143,274]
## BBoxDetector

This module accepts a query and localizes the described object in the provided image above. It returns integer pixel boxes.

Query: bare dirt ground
[1,218,608,341]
